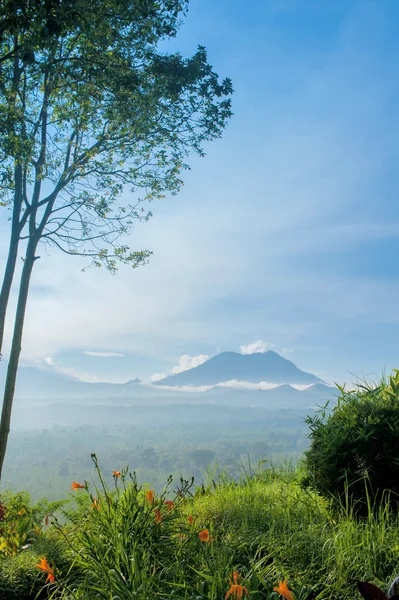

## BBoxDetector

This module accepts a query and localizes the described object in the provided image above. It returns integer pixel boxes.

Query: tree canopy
[0,0,232,269]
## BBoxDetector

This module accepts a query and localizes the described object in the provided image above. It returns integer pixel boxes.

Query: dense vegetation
[2,376,399,599]
[303,371,399,514]
[1,456,399,600]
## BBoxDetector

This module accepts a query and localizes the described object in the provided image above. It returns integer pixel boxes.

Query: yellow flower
[273,580,295,600]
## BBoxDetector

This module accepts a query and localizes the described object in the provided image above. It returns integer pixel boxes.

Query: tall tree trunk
[0,164,23,358]
[0,239,37,480]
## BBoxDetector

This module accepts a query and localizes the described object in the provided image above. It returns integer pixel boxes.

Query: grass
[2,458,399,599]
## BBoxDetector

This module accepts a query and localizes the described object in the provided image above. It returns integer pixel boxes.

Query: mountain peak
[155,350,324,387]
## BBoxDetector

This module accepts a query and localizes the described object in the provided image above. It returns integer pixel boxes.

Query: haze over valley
[2,350,335,499]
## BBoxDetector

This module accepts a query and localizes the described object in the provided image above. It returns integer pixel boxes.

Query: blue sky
[1,0,399,385]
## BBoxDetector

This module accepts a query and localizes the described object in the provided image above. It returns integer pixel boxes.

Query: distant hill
[0,364,165,401]
[155,351,324,387]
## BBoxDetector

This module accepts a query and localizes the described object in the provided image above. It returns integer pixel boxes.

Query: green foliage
[302,371,399,514]
[0,535,66,600]
[47,454,246,599]
[4,461,399,599]
[0,490,66,556]
[0,0,233,271]
[192,471,399,600]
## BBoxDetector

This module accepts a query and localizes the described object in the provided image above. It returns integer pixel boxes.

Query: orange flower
[154,508,162,524]
[91,498,100,510]
[273,580,295,600]
[225,584,250,599]
[198,529,214,542]
[71,482,85,490]
[112,470,121,477]
[164,500,175,512]
[146,489,155,504]
[35,557,55,583]
[187,515,194,525]
[231,571,241,584]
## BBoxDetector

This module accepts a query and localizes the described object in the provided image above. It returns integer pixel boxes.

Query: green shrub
[302,371,399,514]
[0,536,64,600]
[0,491,70,600]
[0,490,67,556]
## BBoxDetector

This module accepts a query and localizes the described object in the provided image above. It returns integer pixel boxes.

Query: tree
[0,0,233,478]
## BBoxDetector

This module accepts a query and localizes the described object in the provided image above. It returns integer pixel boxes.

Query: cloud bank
[239,341,275,355]
[42,357,101,383]
[148,372,167,382]
[147,379,324,393]
[171,354,210,374]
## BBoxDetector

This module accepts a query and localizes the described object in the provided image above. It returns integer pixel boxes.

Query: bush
[302,371,399,514]
[0,490,67,557]
[0,491,70,599]
[0,536,64,600]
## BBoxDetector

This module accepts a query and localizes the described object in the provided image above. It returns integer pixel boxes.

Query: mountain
[155,351,324,387]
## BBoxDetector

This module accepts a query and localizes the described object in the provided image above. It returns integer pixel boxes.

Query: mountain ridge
[155,350,324,387]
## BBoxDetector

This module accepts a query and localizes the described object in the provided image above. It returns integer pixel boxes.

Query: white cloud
[146,353,210,384]
[217,379,281,390]
[239,341,275,355]
[171,354,210,374]
[148,372,167,382]
[147,383,213,393]
[40,356,101,383]
[280,348,293,355]
[83,351,124,358]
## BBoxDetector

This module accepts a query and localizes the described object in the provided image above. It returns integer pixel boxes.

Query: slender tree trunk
[0,164,24,358]
[0,232,20,359]
[0,239,37,480]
